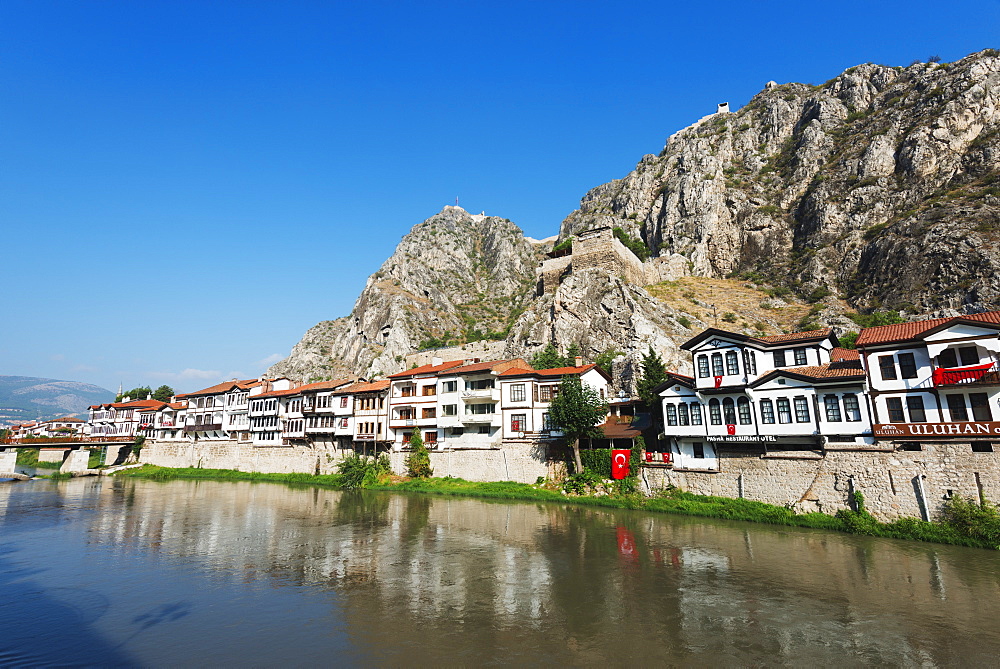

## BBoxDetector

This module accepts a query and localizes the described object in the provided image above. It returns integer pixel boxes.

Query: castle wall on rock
[643,442,1000,521]
[538,226,662,295]
[141,439,557,484]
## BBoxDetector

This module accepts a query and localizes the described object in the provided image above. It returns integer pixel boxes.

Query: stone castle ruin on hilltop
[538,226,682,294]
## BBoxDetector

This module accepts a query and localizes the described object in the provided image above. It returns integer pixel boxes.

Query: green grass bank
[114,465,1000,551]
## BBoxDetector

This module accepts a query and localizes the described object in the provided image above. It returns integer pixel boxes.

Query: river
[1,477,999,666]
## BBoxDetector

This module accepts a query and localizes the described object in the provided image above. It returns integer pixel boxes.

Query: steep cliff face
[268,206,541,380]
[560,49,1000,315]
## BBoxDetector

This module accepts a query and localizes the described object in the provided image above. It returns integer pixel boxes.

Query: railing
[184,423,223,432]
[932,362,1000,387]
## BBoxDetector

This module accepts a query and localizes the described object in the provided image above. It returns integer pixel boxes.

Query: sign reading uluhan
[873,421,1000,439]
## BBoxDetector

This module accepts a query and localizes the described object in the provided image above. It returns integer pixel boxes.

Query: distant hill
[0,376,114,425]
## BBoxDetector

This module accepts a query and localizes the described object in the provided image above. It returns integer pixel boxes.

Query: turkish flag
[714,375,723,388]
[726,424,736,435]
[611,449,631,479]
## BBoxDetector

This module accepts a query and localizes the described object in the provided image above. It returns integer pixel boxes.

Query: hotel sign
[707,435,778,443]
[873,422,1000,439]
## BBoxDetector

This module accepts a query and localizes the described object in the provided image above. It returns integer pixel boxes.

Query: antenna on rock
[455,196,459,206]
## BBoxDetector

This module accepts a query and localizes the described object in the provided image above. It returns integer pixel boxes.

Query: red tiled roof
[751,363,865,387]
[255,387,306,399]
[292,379,354,394]
[830,347,860,362]
[334,379,390,394]
[499,364,599,378]
[444,358,530,375]
[855,311,1000,346]
[111,399,170,410]
[168,402,186,409]
[597,418,644,439]
[756,328,833,344]
[387,360,464,379]
[175,379,263,398]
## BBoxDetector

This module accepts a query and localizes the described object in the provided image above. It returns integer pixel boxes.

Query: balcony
[932,362,1000,387]
[461,388,500,401]
[185,423,223,432]
[461,413,499,425]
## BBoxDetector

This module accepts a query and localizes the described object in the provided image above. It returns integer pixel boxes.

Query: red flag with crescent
[611,449,631,479]
[727,424,736,435]
[714,375,723,388]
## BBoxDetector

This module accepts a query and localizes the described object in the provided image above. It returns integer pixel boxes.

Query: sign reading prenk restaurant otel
[873,421,1000,439]
[706,435,778,443]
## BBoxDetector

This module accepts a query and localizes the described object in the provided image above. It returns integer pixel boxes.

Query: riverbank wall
[142,439,999,521]
[141,440,556,483]
[644,442,1000,521]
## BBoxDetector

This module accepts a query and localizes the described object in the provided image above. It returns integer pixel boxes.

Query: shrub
[338,453,392,489]
[722,312,738,323]
[676,315,692,329]
[807,286,832,303]
[405,432,433,478]
[940,495,1000,546]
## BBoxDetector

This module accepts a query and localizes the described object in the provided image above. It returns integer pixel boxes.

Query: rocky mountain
[271,49,1000,385]
[0,376,114,424]
[559,49,1000,316]
[268,207,541,381]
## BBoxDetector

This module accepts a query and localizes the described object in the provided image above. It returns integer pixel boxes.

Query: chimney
[574,356,583,367]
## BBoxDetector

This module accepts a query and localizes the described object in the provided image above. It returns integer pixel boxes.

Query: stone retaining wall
[643,443,1000,521]
[142,439,556,483]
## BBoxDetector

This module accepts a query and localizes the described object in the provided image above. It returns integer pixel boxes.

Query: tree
[152,385,175,402]
[636,346,668,407]
[116,386,152,402]
[405,431,433,478]
[531,343,569,370]
[594,348,624,374]
[549,374,608,475]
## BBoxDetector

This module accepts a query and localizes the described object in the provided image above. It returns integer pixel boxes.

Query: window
[678,403,690,426]
[510,384,526,402]
[737,397,752,425]
[697,355,710,378]
[711,353,724,376]
[466,403,495,415]
[466,378,495,390]
[946,394,968,421]
[722,398,737,425]
[424,431,437,444]
[777,398,792,424]
[442,404,457,416]
[905,395,926,422]
[824,395,842,422]
[692,442,705,459]
[709,399,722,425]
[773,350,787,368]
[760,399,775,424]
[960,346,980,366]
[743,349,757,375]
[422,385,436,396]
[971,393,993,421]
[397,408,414,420]
[899,441,921,451]
[665,404,678,426]
[690,403,703,425]
[442,380,457,393]
[972,441,994,453]
[879,355,898,380]
[886,397,905,423]
[793,348,807,366]
[422,407,436,419]
[478,426,490,434]
[340,396,349,408]
[842,394,861,422]
[542,413,554,430]
[402,432,412,444]
[938,348,958,368]
[725,351,740,376]
[794,397,810,423]
[401,385,415,397]
[451,427,464,436]
[511,414,526,431]
[898,352,918,379]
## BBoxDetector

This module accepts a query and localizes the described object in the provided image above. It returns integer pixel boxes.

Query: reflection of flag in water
[617,527,637,563]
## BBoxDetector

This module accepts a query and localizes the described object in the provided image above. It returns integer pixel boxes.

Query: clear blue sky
[3,0,997,393]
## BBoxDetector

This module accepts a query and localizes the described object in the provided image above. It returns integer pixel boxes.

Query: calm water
[2,478,1000,666]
